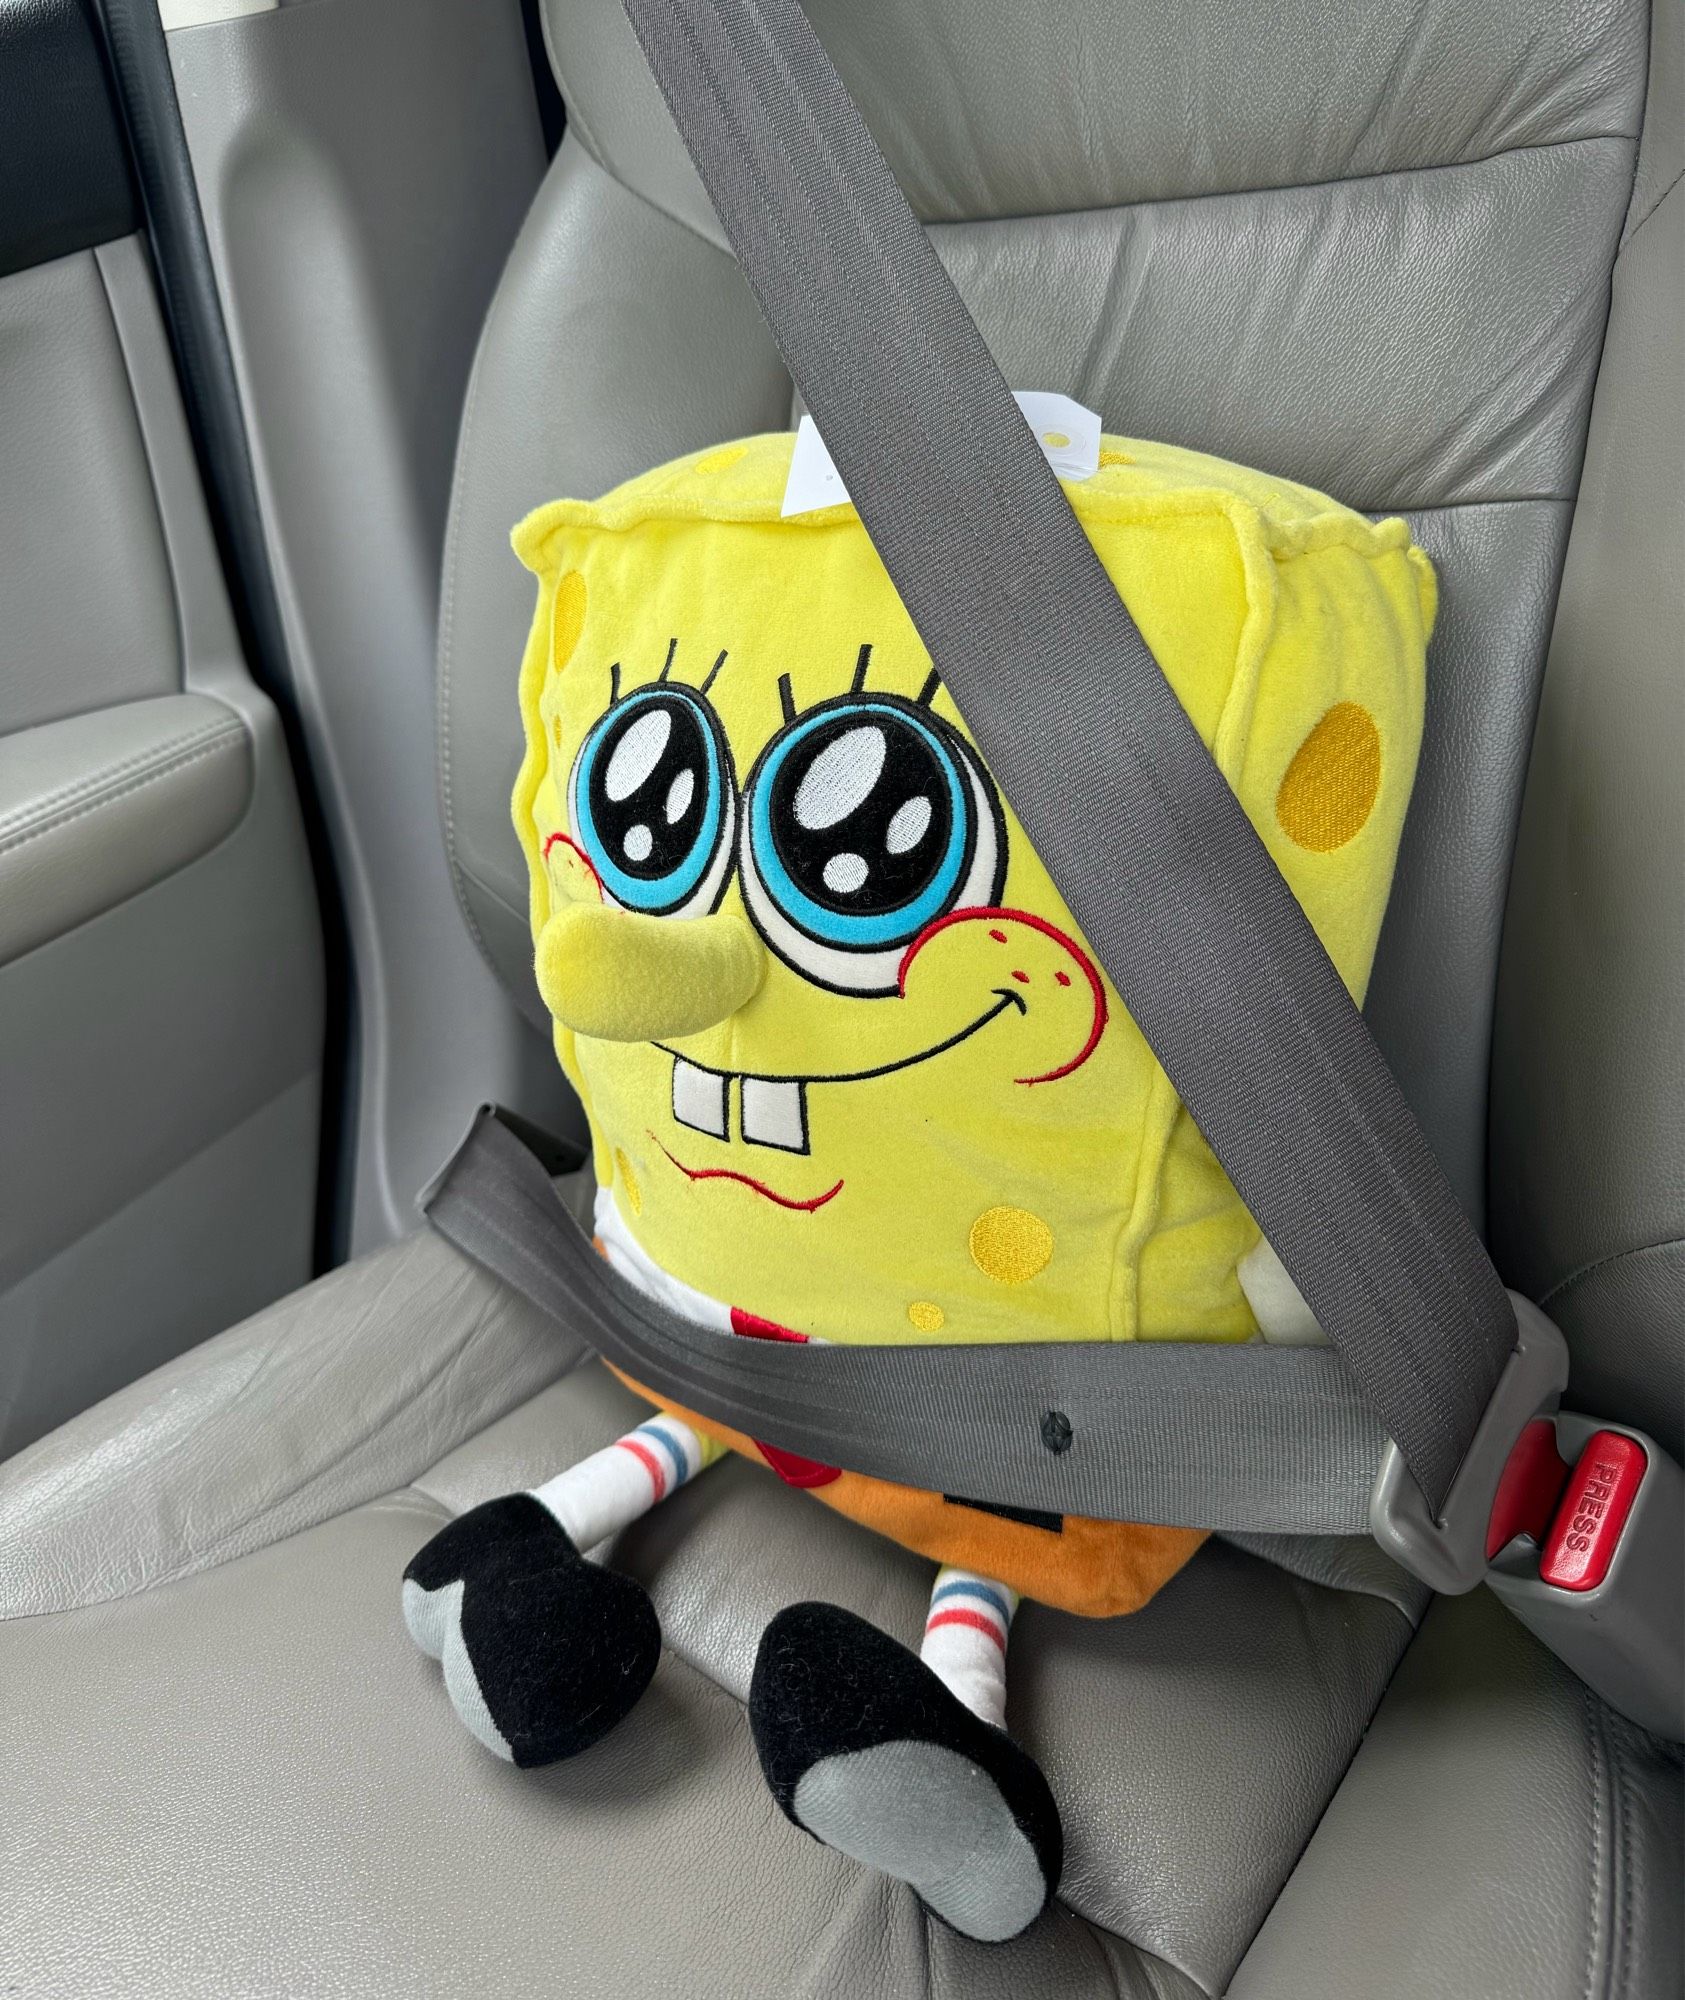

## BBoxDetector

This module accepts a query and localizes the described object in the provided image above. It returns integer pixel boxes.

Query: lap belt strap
[427,1108,1388,1535]
[614,0,1518,1521]
[425,1110,1682,1737]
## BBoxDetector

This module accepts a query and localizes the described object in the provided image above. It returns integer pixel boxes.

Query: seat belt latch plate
[1369,1292,1570,1596]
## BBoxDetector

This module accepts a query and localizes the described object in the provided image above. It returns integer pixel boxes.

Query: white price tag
[780,414,851,516]
[780,390,1102,518]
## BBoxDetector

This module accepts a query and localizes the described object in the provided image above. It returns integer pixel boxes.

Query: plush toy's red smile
[650,1134,843,1211]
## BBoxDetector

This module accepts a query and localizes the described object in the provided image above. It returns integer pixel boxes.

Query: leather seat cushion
[1,1229,1677,1998]
[0,1228,1415,1998]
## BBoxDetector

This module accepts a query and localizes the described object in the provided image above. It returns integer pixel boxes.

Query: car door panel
[0,17,325,1457]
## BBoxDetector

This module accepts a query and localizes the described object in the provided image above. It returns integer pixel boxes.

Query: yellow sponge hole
[969,1207,1055,1284]
[1276,702,1381,852]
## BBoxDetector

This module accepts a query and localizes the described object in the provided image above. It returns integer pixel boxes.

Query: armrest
[0,693,250,967]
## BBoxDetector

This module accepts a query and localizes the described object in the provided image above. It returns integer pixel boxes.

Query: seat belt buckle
[1370,1293,1683,1741]
[1486,1414,1684,1742]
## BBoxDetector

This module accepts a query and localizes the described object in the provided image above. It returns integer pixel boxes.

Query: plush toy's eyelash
[613,642,927,726]
[780,644,877,726]
[605,640,730,709]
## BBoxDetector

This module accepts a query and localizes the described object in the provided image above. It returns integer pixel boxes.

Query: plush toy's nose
[535,902,765,1042]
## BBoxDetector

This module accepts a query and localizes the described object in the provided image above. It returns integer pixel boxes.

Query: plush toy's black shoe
[402,1493,660,1766]
[750,1602,1062,1942]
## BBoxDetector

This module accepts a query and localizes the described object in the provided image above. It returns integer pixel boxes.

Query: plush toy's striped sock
[919,1567,1019,1729]
[531,1414,725,1548]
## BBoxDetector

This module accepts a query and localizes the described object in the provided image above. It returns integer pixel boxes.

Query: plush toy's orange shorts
[613,1365,1205,1618]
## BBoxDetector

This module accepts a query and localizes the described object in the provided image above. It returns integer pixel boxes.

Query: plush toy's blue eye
[569,686,736,917]
[740,695,1006,993]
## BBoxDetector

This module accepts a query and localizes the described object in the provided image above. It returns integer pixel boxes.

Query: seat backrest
[1490,0,1682,1457]
[439,0,1672,1427]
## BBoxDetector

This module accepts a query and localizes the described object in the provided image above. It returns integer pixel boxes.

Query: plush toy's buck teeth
[669,1059,809,1153]
[741,1078,809,1154]
[671,1058,728,1139]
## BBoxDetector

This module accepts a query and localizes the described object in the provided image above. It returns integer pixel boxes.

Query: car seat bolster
[0,1213,595,1619]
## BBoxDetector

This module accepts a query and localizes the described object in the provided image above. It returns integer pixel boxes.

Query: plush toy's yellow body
[511,430,1433,1616]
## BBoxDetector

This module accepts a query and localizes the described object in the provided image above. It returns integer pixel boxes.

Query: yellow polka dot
[969,1207,1054,1284]
[615,1148,643,1216]
[693,442,749,476]
[1041,430,1071,449]
[550,570,587,674]
[1276,702,1382,853]
[1098,448,1135,467]
[907,1300,946,1333]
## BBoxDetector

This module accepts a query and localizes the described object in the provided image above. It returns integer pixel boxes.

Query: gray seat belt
[426,1107,1680,1734]
[430,0,1569,1574]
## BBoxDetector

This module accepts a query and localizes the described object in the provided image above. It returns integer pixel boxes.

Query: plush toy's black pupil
[590,695,712,880]
[768,714,954,916]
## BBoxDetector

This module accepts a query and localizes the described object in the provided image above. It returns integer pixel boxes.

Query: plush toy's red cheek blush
[897,906,1108,1086]
[542,831,604,900]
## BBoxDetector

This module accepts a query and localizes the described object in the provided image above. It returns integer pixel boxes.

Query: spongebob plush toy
[402,428,1433,1942]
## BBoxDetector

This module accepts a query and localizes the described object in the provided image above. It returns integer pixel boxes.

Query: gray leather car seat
[2,1,1680,1995]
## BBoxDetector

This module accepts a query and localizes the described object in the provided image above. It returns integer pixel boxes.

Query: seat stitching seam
[385,1489,453,1525]
[1390,495,1575,513]
[941,131,1638,232]
[594,128,1634,247]
[405,1344,609,1513]
[1582,1678,1611,2000]
[435,277,501,979]
[569,137,738,263]
[1621,164,1684,249]
[1609,1720,1639,2000]
[1539,1234,1685,1312]
[456,855,534,930]
[0,725,247,859]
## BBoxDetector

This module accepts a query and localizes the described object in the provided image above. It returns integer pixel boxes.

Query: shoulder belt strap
[609,0,1519,1514]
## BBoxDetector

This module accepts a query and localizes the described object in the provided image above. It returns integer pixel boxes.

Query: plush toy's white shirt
[1237,1236,1330,1345]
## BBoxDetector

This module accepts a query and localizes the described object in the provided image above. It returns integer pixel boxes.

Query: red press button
[1538,1432,1647,1592]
